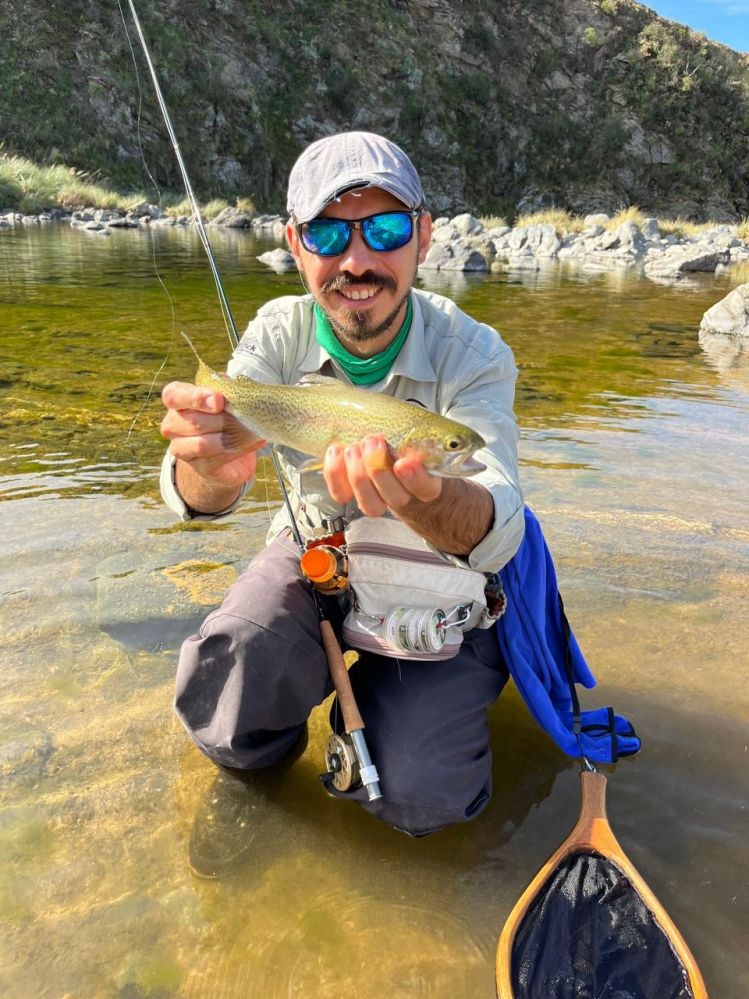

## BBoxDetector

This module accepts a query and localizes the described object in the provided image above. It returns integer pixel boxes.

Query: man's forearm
[397,479,494,558]
[174,459,244,515]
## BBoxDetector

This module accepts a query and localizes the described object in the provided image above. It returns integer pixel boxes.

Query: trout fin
[181,331,201,359]
[221,424,266,453]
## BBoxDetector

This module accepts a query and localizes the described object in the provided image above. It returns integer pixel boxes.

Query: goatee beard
[317,269,411,344]
[329,294,409,343]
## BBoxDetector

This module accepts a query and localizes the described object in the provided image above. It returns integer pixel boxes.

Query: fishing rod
[121,0,381,801]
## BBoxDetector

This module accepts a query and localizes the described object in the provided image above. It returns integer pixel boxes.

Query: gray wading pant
[175,533,509,837]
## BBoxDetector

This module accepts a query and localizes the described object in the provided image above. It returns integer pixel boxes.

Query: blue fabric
[498,507,641,763]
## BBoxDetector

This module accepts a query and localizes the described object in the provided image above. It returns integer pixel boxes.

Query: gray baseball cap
[286,131,426,223]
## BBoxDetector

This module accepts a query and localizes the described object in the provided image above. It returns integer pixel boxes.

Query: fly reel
[324,733,361,792]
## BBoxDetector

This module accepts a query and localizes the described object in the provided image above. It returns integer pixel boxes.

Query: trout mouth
[435,453,487,478]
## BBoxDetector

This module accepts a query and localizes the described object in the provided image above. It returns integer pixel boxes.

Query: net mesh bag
[511,851,695,999]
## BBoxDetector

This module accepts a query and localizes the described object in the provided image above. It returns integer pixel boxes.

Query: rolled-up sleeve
[444,342,524,572]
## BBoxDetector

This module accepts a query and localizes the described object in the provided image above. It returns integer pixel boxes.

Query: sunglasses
[296,210,421,256]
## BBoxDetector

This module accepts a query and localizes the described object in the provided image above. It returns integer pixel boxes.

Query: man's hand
[161,380,266,513]
[323,433,441,517]
[323,432,493,557]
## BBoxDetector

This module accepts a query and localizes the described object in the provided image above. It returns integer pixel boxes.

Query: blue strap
[497,507,641,764]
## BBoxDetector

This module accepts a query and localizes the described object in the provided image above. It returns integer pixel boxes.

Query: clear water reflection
[0,225,747,997]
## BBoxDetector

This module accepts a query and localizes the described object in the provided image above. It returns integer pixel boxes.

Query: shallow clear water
[1,225,747,998]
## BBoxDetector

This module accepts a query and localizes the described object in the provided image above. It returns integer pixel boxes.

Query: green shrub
[0,152,148,212]
[235,196,256,214]
[582,27,600,47]
[165,197,194,218]
[202,198,230,221]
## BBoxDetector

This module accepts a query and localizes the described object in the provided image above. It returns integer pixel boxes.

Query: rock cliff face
[1,0,747,219]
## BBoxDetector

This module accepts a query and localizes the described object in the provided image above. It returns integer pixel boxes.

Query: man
[160,132,525,851]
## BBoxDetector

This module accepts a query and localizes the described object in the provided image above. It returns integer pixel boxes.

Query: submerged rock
[699,283,749,338]
[96,548,245,651]
[257,248,295,272]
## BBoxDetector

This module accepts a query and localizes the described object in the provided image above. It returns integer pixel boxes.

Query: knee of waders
[372,781,492,837]
[325,771,492,837]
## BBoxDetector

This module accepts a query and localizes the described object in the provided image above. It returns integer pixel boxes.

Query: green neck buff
[313,298,413,385]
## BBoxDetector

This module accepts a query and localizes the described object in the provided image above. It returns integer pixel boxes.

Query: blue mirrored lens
[362,212,414,251]
[301,219,351,255]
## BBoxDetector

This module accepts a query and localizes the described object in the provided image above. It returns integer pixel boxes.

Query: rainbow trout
[183,334,486,477]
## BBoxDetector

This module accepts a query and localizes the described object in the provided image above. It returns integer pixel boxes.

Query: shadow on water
[1,225,748,997]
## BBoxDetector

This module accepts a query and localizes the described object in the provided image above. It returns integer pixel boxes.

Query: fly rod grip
[318,619,382,801]
[319,619,364,732]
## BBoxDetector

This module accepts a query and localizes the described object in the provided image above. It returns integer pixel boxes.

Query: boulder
[524,223,561,256]
[420,238,488,272]
[443,247,488,271]
[251,213,286,229]
[106,216,139,228]
[420,241,454,270]
[613,220,646,252]
[209,206,254,228]
[127,201,160,219]
[644,246,729,279]
[451,213,484,237]
[431,223,457,245]
[699,284,749,338]
[257,248,296,273]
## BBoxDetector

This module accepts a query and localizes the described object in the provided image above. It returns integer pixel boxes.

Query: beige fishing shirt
[161,288,524,573]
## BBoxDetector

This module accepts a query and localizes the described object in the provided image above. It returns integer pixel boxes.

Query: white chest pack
[341,516,496,661]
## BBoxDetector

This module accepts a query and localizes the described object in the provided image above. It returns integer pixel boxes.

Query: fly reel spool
[324,733,361,792]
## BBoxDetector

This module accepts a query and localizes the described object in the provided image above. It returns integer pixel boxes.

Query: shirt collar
[297,291,436,383]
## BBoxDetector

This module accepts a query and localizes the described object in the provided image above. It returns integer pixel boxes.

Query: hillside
[1,0,747,220]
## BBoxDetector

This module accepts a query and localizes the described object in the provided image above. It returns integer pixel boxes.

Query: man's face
[286,187,432,348]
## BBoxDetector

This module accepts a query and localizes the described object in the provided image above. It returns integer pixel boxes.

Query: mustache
[321,271,397,295]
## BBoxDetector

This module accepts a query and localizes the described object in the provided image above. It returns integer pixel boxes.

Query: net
[511,850,695,999]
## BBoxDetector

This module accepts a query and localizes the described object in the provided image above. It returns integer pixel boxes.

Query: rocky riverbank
[422,213,749,284]
[0,202,749,281]
[0,203,286,239]
[3,203,748,296]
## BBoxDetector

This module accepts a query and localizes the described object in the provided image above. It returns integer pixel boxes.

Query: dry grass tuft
[480,214,509,230]
[515,208,585,235]
[658,216,712,238]
[604,206,647,230]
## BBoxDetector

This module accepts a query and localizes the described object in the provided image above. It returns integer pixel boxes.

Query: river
[1,223,747,997]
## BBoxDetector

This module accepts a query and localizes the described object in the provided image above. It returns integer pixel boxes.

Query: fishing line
[123,0,238,349]
[121,0,305,544]
[121,1,381,803]
[117,0,177,442]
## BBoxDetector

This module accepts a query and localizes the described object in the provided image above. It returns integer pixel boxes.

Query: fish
[182,333,487,477]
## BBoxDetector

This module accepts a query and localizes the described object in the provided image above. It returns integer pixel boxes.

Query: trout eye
[446,436,462,451]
